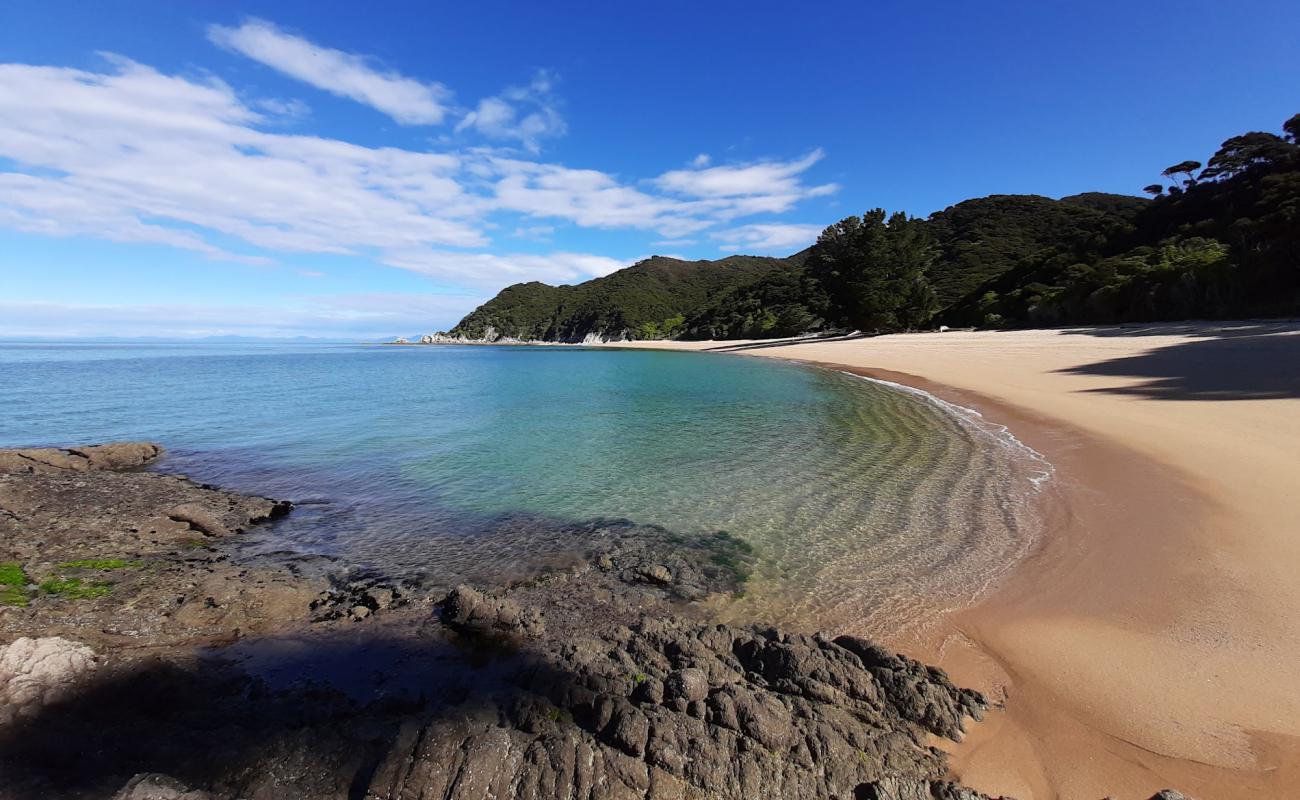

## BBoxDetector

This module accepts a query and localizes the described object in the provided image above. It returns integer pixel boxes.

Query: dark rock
[836,634,986,739]
[606,703,650,756]
[859,777,992,800]
[637,563,673,584]
[359,567,996,800]
[664,667,709,703]
[440,584,544,636]
[1149,791,1193,800]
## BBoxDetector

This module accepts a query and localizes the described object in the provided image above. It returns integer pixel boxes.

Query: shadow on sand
[1054,321,1300,401]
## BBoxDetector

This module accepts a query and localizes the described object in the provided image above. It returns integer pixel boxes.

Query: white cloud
[711,222,823,253]
[456,70,566,153]
[0,53,835,295]
[691,153,711,167]
[654,150,838,207]
[0,57,483,269]
[208,18,450,125]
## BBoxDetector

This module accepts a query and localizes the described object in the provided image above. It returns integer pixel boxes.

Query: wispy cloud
[0,51,834,293]
[654,149,838,208]
[711,222,823,253]
[208,18,451,125]
[380,249,629,287]
[457,70,566,153]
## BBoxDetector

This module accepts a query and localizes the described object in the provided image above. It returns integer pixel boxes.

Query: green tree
[806,210,938,331]
[1199,132,1291,181]
[1284,113,1300,144]
[1161,160,1202,188]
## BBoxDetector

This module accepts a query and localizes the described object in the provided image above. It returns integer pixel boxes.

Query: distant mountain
[446,254,798,342]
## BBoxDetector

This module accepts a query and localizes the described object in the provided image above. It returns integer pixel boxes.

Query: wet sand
[607,321,1300,799]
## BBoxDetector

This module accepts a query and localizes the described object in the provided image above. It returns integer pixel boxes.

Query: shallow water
[0,341,1047,635]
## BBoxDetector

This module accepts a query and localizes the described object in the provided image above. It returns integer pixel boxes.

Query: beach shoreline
[604,322,1300,799]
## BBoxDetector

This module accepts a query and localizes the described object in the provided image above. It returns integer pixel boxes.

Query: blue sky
[1,1,1296,338]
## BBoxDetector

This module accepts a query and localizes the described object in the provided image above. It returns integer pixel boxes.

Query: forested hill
[446,254,801,342]
[925,193,1148,306]
[443,112,1298,341]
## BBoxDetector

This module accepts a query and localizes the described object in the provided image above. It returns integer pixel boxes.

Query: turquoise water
[0,341,1047,635]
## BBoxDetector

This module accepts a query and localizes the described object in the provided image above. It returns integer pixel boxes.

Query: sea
[0,341,1050,636]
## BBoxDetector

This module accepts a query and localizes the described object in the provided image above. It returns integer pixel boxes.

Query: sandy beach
[609,321,1300,799]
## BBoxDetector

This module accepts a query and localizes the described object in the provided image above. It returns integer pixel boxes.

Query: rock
[0,636,97,724]
[664,667,709,703]
[860,777,990,800]
[0,444,1006,800]
[632,676,664,705]
[607,703,651,756]
[637,563,673,584]
[1149,791,1193,800]
[113,773,216,800]
[0,442,312,652]
[167,503,233,537]
[835,634,985,739]
[368,586,396,609]
[0,441,161,474]
[440,585,544,636]
[75,442,164,470]
[388,573,998,800]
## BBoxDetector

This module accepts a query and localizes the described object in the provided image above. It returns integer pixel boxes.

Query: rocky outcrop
[0,443,311,650]
[0,442,163,474]
[361,566,990,800]
[0,443,1003,800]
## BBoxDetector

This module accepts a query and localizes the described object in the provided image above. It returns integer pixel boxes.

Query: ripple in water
[0,341,1051,637]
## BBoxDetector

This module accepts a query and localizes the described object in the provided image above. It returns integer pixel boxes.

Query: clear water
[0,341,1047,636]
